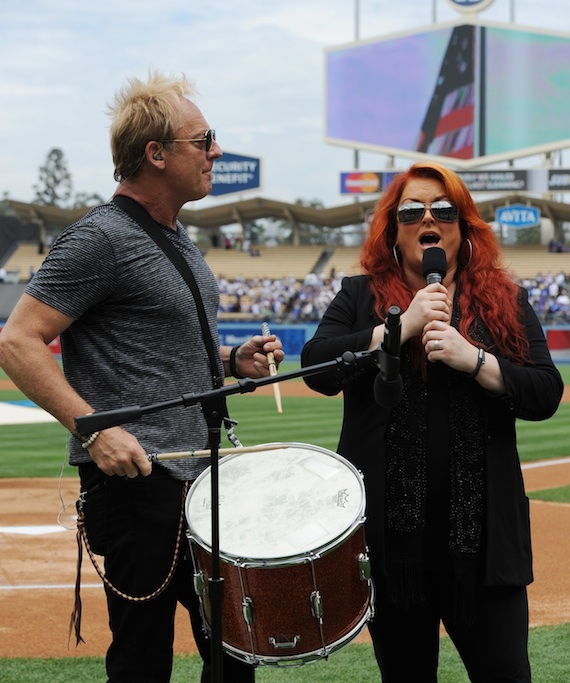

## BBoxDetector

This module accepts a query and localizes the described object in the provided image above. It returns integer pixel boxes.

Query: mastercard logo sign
[342,172,381,194]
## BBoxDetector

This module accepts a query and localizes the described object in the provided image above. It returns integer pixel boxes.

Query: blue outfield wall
[219,323,317,361]
[1,320,569,364]
[0,320,316,361]
[219,323,570,364]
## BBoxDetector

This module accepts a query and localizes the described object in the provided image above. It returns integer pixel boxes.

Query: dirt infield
[1,379,570,659]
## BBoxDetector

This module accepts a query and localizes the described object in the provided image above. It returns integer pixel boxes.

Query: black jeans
[367,570,531,683]
[79,463,255,683]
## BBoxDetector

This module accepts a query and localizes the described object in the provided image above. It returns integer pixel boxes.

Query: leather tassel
[68,522,86,647]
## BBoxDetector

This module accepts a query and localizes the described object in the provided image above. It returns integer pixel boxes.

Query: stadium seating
[5,239,568,284]
[1,242,45,282]
[325,246,362,277]
[500,245,569,279]
[203,245,327,281]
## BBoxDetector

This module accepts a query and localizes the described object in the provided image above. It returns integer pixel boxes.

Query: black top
[301,274,563,587]
[424,360,452,572]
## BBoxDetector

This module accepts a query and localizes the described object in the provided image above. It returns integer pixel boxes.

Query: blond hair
[107,70,195,182]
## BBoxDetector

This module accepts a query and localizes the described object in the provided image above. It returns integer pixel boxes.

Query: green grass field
[1,364,569,681]
[0,624,569,683]
[2,362,570,477]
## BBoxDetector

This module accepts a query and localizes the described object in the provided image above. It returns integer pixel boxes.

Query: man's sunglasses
[396,200,459,224]
[160,129,216,152]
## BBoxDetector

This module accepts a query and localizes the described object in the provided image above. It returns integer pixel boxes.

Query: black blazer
[301,275,563,586]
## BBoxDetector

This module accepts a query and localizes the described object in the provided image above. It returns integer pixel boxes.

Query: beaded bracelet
[229,345,245,379]
[468,347,486,379]
[81,431,101,449]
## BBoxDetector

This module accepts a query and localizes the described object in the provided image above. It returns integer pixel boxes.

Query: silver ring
[434,339,440,351]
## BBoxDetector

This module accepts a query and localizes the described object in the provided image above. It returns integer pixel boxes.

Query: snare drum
[185,442,374,666]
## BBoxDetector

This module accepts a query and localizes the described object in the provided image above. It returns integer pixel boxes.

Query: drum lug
[358,553,372,581]
[193,570,206,597]
[269,635,301,650]
[310,590,324,620]
[242,596,255,626]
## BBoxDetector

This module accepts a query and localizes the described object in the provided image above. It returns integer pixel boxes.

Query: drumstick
[261,321,283,414]
[148,443,289,462]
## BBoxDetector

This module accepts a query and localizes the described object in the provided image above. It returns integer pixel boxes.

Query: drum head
[185,442,365,563]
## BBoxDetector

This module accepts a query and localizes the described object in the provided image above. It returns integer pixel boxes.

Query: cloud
[1,0,569,207]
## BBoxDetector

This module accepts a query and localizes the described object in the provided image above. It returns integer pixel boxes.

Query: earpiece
[153,151,163,160]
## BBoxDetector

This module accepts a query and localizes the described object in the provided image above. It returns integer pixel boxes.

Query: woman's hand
[400,283,451,343]
[422,320,480,373]
[422,320,506,393]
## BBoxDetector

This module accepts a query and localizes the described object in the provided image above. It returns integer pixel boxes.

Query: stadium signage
[210,152,261,196]
[219,325,307,357]
[340,172,382,194]
[548,170,570,191]
[457,171,528,192]
[495,204,541,229]
[340,169,570,194]
[446,0,496,12]
[339,171,399,195]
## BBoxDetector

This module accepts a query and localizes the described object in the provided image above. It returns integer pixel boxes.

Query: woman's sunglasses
[396,201,459,224]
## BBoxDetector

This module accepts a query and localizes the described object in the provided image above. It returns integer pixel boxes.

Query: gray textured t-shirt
[26,202,223,481]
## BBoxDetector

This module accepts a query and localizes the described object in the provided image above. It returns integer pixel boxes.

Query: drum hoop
[187,516,366,568]
[185,442,366,564]
[219,591,374,667]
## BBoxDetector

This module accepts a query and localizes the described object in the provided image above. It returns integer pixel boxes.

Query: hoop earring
[392,245,401,267]
[461,238,473,269]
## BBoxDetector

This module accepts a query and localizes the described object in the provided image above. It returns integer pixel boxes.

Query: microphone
[422,247,447,285]
[374,305,403,408]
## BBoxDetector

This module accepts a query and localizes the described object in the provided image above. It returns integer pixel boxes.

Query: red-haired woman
[301,162,563,682]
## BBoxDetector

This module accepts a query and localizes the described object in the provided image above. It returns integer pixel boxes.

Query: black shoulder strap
[112,195,223,389]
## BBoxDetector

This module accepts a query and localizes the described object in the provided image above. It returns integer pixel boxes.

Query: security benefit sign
[495,204,541,229]
[210,152,261,196]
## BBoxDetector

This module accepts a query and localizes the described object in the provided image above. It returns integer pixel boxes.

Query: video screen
[325,23,570,164]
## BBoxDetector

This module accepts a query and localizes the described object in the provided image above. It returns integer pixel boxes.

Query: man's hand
[85,426,152,478]
[231,334,284,378]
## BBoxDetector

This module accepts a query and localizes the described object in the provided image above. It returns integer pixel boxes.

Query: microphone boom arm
[74,350,384,436]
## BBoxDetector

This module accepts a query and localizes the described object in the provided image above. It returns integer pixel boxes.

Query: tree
[33,148,73,207]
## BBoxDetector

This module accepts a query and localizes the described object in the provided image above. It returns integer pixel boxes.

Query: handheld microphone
[422,247,447,285]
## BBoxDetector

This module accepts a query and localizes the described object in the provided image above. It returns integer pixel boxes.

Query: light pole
[354,0,360,172]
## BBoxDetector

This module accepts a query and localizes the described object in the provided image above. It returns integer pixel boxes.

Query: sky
[1,0,570,211]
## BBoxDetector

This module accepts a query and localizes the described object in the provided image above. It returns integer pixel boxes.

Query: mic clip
[339,347,400,384]
[377,347,400,384]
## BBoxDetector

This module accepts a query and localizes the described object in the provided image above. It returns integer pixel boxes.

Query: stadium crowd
[217,270,345,322]
[217,268,570,325]
[517,270,570,325]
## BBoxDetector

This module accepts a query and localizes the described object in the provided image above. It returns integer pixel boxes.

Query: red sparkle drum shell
[185,442,374,666]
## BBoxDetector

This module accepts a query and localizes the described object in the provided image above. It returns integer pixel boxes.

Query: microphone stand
[74,348,400,683]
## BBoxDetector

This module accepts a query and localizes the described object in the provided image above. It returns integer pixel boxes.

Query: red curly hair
[360,161,529,363]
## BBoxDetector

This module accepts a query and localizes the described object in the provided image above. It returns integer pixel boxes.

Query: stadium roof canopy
[5,194,570,241]
[5,197,377,234]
